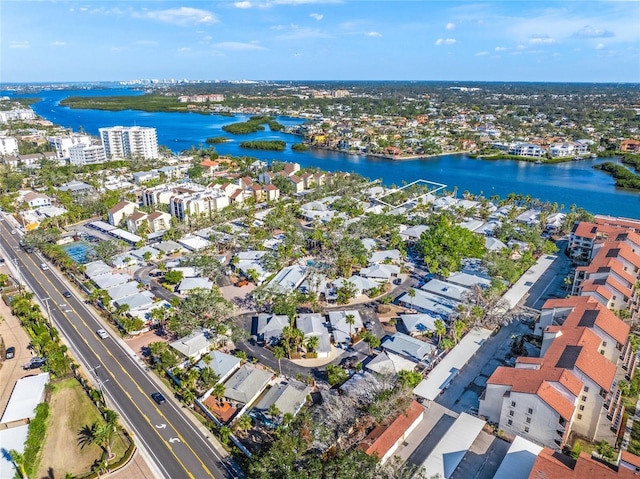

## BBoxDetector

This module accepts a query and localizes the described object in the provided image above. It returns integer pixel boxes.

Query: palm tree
[78,421,117,460]
[273,345,285,373]
[363,331,380,355]
[345,313,356,340]
[234,414,252,434]
[434,318,447,344]
[306,335,319,354]
[212,382,226,405]
[407,288,416,310]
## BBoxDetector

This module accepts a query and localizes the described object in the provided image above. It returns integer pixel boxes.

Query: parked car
[63,291,71,298]
[151,392,166,404]
[23,357,46,370]
[5,346,15,360]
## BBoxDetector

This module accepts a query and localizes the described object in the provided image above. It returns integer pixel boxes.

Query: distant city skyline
[2,1,639,83]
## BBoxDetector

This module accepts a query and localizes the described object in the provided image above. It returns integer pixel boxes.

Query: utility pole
[42,297,52,324]
[13,257,22,292]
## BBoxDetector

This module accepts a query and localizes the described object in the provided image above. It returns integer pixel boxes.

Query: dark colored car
[23,357,46,370]
[5,346,15,360]
[63,291,71,298]
[151,392,166,404]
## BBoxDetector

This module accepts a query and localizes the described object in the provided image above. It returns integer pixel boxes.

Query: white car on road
[96,329,109,339]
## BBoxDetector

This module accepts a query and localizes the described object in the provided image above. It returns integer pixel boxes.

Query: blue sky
[2,1,639,83]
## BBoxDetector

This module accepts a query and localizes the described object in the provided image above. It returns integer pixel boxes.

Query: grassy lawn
[572,438,598,457]
[36,378,129,478]
[629,420,640,456]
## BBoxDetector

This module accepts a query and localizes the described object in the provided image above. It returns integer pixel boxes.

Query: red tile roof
[529,449,638,479]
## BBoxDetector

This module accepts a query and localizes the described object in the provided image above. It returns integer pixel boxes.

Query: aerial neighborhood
[1,83,640,479]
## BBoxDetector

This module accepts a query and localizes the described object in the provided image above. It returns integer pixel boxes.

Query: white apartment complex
[0,108,36,123]
[48,134,92,159]
[69,144,107,166]
[99,126,159,160]
[141,182,230,221]
[0,136,19,156]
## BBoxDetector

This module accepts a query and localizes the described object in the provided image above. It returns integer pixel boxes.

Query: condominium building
[480,296,633,449]
[569,220,640,323]
[99,126,159,160]
[48,134,92,159]
[0,136,19,156]
[68,144,106,166]
[0,108,35,123]
[169,186,230,221]
[508,142,545,158]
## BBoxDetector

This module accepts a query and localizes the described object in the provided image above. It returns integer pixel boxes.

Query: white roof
[129,246,160,260]
[360,263,400,280]
[0,424,29,479]
[332,276,379,294]
[84,260,112,279]
[398,289,455,318]
[267,265,307,293]
[170,266,199,278]
[196,351,241,381]
[1,372,50,423]
[177,277,213,292]
[400,224,429,240]
[170,331,212,358]
[502,254,557,309]
[459,219,485,233]
[421,413,485,479]
[93,273,133,289]
[105,281,141,301]
[485,236,507,251]
[399,313,438,335]
[110,228,143,244]
[236,250,267,261]
[421,279,470,302]
[381,332,436,363]
[328,310,363,344]
[223,364,273,405]
[115,291,155,311]
[178,235,212,251]
[154,241,186,253]
[447,272,492,289]
[493,435,543,479]
[369,249,401,264]
[296,314,331,354]
[365,351,416,375]
[90,220,116,231]
[413,327,492,401]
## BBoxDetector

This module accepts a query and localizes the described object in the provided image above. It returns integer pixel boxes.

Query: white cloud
[572,25,614,38]
[529,34,555,45]
[234,1,253,8]
[276,25,330,40]
[494,46,507,52]
[212,41,266,51]
[50,41,66,47]
[475,51,489,56]
[596,43,605,50]
[137,7,218,26]
[10,41,30,49]
[446,22,455,30]
[366,31,382,38]
[435,38,456,46]
[133,40,158,46]
[178,47,191,52]
[310,13,323,21]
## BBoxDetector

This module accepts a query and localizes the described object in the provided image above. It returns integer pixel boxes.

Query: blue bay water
[5,87,640,218]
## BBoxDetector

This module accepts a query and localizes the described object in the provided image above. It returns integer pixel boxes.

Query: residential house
[254,314,290,345]
[147,211,171,232]
[222,364,273,409]
[196,351,241,385]
[176,277,214,294]
[20,191,51,209]
[365,351,416,376]
[263,184,280,202]
[169,330,212,359]
[381,332,437,364]
[327,310,363,346]
[397,288,455,319]
[288,174,304,193]
[251,380,310,425]
[398,313,438,336]
[296,313,332,358]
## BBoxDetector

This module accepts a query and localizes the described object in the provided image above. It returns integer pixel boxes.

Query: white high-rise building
[69,144,107,166]
[0,136,19,156]
[48,134,92,159]
[99,126,159,160]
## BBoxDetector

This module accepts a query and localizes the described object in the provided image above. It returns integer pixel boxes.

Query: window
[584,387,589,393]
[579,405,585,411]
[582,395,587,401]
[577,414,583,420]
[507,419,513,426]
[603,342,607,347]
[511,401,516,407]
[524,426,530,433]
[526,417,531,424]
[509,410,514,417]
[528,408,533,414]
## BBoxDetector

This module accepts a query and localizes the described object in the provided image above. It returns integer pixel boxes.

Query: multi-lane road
[0,217,239,479]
